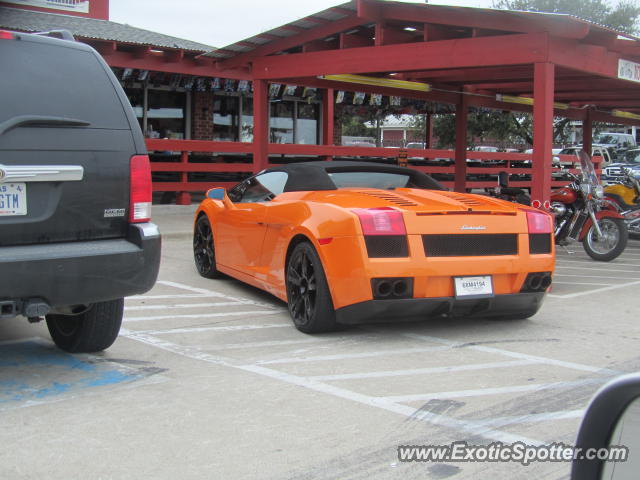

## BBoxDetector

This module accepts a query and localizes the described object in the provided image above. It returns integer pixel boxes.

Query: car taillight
[129,155,152,223]
[526,210,552,234]
[0,31,15,40]
[353,207,406,235]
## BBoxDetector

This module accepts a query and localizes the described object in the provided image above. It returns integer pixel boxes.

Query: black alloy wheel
[286,242,336,333]
[193,215,222,278]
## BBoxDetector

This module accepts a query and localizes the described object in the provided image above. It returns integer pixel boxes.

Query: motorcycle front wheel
[582,217,628,261]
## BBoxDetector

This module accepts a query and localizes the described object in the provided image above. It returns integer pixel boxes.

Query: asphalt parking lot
[1,205,639,479]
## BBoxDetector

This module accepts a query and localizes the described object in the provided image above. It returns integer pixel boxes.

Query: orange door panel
[214,203,267,275]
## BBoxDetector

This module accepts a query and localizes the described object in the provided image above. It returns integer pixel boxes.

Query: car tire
[582,217,628,262]
[286,242,336,333]
[46,298,123,353]
[193,215,223,279]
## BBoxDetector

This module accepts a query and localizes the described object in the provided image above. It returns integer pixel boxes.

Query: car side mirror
[571,373,640,480]
[206,187,235,209]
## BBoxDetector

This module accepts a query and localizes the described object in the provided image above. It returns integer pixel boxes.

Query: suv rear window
[0,39,128,129]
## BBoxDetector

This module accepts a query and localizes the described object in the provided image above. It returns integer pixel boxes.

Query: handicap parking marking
[0,339,166,410]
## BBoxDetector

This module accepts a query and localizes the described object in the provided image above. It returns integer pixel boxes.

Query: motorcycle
[550,151,628,261]
[603,168,640,239]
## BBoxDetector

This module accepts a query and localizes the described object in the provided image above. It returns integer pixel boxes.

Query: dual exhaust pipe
[522,272,552,293]
[371,277,413,300]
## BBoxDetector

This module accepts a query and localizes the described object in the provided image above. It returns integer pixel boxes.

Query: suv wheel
[46,298,124,353]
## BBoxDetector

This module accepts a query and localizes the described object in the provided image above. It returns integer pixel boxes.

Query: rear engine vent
[447,194,485,207]
[357,191,419,207]
[422,234,518,256]
[365,235,409,258]
[529,233,552,254]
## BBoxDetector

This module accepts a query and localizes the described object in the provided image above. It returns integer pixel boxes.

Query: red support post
[532,62,555,209]
[175,151,191,205]
[425,113,433,148]
[454,93,469,192]
[322,88,335,161]
[582,107,593,156]
[252,79,269,173]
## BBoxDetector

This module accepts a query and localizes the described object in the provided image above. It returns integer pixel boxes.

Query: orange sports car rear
[193,162,554,332]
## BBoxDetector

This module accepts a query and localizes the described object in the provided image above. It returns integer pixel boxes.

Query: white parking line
[548,280,640,299]
[552,281,613,286]
[255,345,453,365]
[556,258,640,267]
[401,333,618,375]
[555,265,640,273]
[238,363,545,446]
[123,310,284,322]
[198,338,324,351]
[120,328,232,365]
[132,293,223,300]
[554,274,640,280]
[381,378,604,403]
[308,359,536,381]
[156,280,280,309]
[124,302,246,311]
[132,323,291,335]
[475,409,585,429]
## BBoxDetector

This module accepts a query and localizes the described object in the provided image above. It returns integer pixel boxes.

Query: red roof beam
[357,0,590,39]
[218,14,366,70]
[340,31,373,49]
[252,32,549,79]
[548,38,619,79]
[283,76,460,104]
[164,49,184,63]
[374,22,420,46]
[86,39,116,56]
[103,50,251,80]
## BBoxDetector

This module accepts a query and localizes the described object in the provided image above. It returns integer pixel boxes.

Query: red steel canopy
[82,0,640,205]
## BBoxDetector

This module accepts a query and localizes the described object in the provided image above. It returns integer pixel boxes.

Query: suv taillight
[0,31,15,40]
[526,210,552,234]
[130,155,152,223]
[353,207,406,235]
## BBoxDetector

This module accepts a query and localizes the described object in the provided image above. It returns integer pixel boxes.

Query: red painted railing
[145,139,598,204]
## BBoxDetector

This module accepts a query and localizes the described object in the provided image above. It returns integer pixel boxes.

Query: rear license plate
[0,183,27,216]
[454,275,493,298]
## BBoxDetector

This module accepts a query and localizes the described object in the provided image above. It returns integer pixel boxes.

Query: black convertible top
[261,161,445,192]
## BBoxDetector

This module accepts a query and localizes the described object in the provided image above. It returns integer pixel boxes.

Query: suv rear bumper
[0,223,161,315]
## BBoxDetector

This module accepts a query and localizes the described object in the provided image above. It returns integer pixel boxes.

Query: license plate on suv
[454,275,493,298]
[0,183,27,216]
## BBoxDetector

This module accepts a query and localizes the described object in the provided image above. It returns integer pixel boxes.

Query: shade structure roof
[204,0,640,117]
[0,5,214,52]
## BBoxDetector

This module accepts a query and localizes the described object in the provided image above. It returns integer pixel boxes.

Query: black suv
[0,30,161,352]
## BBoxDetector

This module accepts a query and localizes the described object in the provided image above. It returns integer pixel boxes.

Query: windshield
[329,171,413,189]
[578,151,598,186]
[624,151,640,164]
[594,134,619,144]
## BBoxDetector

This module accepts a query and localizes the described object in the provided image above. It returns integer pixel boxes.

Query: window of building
[213,95,240,141]
[270,102,294,144]
[147,90,186,139]
[297,103,319,145]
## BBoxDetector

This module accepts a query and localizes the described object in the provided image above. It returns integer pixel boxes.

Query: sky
[109,0,494,49]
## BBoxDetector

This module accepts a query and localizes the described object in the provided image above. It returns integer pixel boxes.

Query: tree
[492,0,640,34]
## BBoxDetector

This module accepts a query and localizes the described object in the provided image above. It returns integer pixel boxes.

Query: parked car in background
[554,146,613,168]
[593,132,637,161]
[0,30,161,352]
[602,148,640,185]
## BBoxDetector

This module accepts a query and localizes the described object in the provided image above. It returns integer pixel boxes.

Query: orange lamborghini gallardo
[193,161,554,333]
